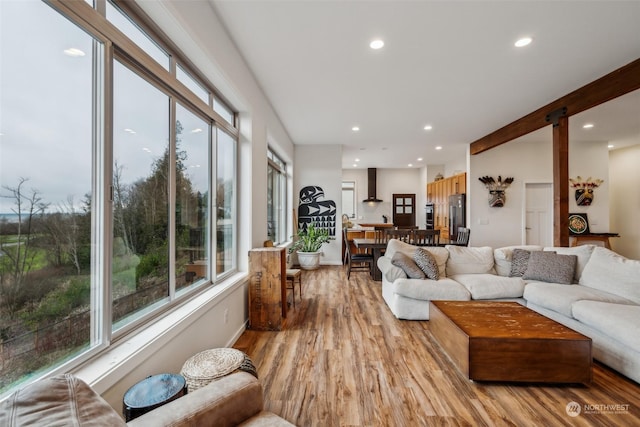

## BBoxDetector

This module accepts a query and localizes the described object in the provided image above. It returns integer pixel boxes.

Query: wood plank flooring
[233,266,640,426]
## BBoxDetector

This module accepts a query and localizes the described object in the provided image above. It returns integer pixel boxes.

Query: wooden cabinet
[426,172,466,241]
[248,247,286,330]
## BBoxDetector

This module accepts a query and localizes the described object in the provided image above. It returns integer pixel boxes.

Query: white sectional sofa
[377,239,640,384]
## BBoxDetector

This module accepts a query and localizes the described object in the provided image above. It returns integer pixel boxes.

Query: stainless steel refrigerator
[449,194,466,241]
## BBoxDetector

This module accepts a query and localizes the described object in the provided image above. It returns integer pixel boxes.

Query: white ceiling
[210,0,640,169]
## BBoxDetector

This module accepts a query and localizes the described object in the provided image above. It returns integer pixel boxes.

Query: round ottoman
[180,348,258,392]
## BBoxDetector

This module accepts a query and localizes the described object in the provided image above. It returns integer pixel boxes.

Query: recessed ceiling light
[355,158,360,162]
[583,123,594,129]
[424,125,433,131]
[370,39,384,50]
[353,164,358,167]
[514,37,532,48]
[63,47,86,57]
[608,144,614,149]
[191,128,203,133]
[417,157,423,161]
[408,164,413,167]
[352,126,360,132]
[124,128,136,134]
[435,146,442,150]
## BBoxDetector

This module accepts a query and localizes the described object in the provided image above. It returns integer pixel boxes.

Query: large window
[267,149,287,244]
[112,60,170,329]
[0,0,99,392]
[0,0,237,395]
[342,181,356,218]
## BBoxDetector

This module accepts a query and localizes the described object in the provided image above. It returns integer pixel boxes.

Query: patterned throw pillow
[413,248,440,280]
[522,251,577,285]
[509,248,531,277]
[391,252,425,279]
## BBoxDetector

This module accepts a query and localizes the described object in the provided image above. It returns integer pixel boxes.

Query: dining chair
[412,229,440,246]
[343,228,373,279]
[384,228,412,243]
[450,227,471,246]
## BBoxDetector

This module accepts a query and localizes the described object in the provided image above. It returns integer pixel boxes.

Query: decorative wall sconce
[569,176,603,206]
[478,176,514,208]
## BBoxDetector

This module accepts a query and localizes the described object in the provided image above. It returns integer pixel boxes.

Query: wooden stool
[286,269,302,307]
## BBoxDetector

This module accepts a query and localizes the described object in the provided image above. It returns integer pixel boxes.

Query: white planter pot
[297,251,321,270]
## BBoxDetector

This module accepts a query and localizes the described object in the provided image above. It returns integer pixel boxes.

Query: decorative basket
[180,348,257,392]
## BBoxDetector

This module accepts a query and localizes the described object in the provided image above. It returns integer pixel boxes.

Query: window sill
[72,272,247,394]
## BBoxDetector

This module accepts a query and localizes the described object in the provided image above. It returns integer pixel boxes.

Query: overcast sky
[0,0,209,214]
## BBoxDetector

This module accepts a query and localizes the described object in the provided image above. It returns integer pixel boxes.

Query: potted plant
[289,223,331,270]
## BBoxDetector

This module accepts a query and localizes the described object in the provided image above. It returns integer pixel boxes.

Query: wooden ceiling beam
[470,57,640,155]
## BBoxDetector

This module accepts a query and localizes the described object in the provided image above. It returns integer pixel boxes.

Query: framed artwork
[568,213,590,235]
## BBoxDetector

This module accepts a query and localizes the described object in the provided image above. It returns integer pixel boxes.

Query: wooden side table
[569,232,619,249]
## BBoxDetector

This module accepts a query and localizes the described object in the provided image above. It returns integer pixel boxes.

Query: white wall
[609,144,640,259]
[470,136,553,248]
[79,1,295,411]
[569,139,610,233]
[469,128,612,249]
[295,145,343,265]
[342,168,423,226]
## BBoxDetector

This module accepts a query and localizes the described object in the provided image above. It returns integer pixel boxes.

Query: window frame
[267,148,288,245]
[0,0,240,395]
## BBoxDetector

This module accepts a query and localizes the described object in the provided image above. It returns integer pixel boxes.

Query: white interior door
[525,183,553,246]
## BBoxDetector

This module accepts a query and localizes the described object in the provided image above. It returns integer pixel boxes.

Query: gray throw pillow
[391,252,425,279]
[413,248,440,280]
[522,251,577,285]
[509,248,531,277]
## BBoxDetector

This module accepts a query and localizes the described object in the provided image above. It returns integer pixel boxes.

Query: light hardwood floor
[233,266,640,426]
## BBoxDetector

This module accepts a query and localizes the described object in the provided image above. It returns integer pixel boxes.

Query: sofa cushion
[413,248,439,280]
[386,239,449,278]
[449,273,526,299]
[0,374,126,427]
[445,245,494,276]
[391,252,425,279]
[544,244,595,282]
[390,277,470,301]
[523,282,635,318]
[385,238,418,258]
[509,249,532,277]
[579,247,640,304]
[572,301,640,352]
[494,245,543,277]
[522,251,577,285]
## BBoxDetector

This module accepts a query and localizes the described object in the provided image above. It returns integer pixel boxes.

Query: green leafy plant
[289,223,331,253]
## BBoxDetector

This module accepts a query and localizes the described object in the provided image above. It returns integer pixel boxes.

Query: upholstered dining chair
[343,228,373,279]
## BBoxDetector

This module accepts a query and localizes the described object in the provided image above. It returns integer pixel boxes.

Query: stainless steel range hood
[363,168,383,202]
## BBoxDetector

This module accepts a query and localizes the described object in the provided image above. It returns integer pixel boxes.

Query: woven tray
[180,348,257,392]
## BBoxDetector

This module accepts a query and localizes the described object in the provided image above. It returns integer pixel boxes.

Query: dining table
[352,238,387,281]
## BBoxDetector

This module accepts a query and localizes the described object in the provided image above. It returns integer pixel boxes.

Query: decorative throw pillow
[413,248,440,280]
[509,249,531,277]
[522,251,577,285]
[391,252,425,279]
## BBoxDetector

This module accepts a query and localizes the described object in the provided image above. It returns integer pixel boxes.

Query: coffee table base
[429,301,592,384]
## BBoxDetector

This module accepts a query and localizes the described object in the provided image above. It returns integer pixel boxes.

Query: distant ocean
[0,213,20,223]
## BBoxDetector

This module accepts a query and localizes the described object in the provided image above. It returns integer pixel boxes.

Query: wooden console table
[569,233,619,249]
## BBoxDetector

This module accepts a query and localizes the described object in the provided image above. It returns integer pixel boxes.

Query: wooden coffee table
[429,301,592,384]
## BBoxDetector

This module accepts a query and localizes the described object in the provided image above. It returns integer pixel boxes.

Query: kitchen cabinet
[425,172,466,241]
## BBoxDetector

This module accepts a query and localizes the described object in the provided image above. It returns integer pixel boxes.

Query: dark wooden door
[392,194,415,228]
